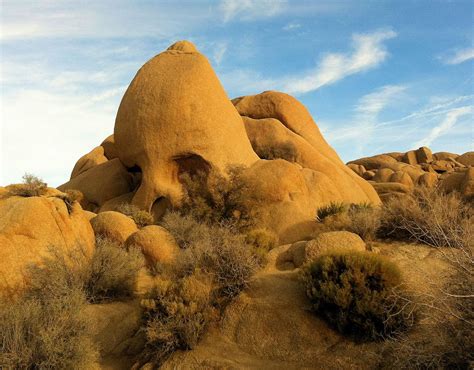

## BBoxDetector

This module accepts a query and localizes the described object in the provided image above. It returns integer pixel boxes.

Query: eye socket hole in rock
[174,153,211,179]
[152,196,171,221]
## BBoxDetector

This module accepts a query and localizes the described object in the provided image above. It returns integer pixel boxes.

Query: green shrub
[140,274,215,365]
[8,173,47,197]
[302,251,414,341]
[116,203,154,228]
[316,202,347,221]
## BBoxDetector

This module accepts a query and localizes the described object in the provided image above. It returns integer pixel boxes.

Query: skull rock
[114,40,259,213]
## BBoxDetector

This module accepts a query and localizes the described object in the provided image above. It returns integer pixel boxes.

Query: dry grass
[8,173,47,197]
[302,251,415,341]
[116,203,155,228]
[316,202,347,221]
[140,273,216,365]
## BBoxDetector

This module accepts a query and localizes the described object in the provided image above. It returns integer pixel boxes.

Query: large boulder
[457,151,474,167]
[58,158,135,211]
[70,146,108,179]
[433,151,458,161]
[0,192,95,294]
[347,154,398,170]
[124,225,178,267]
[373,168,394,183]
[100,134,119,160]
[285,231,366,268]
[90,211,138,244]
[415,146,433,164]
[114,40,259,212]
[241,114,379,204]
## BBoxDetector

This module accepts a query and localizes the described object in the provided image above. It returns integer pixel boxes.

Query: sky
[1,0,473,186]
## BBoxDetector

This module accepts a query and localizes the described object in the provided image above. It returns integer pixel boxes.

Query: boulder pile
[347,147,473,201]
[58,40,380,243]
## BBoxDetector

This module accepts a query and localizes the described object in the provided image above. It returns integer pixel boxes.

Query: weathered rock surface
[71,146,108,179]
[90,211,138,244]
[125,225,178,267]
[0,191,95,294]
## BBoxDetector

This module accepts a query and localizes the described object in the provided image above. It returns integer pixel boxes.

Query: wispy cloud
[282,29,397,94]
[413,106,472,147]
[213,42,228,66]
[441,47,474,65]
[219,0,287,22]
[283,22,301,31]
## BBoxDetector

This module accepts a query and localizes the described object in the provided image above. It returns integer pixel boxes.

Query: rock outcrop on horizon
[58,40,380,243]
[348,147,474,201]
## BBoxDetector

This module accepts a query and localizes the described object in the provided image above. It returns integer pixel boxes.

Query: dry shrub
[316,202,347,221]
[162,212,259,300]
[140,274,215,364]
[380,186,473,249]
[256,141,298,162]
[315,202,381,241]
[8,173,47,197]
[56,189,84,214]
[85,237,143,303]
[116,203,154,228]
[302,251,415,341]
[0,248,97,369]
[178,166,254,229]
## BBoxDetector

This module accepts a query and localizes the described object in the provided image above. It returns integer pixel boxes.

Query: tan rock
[439,172,465,194]
[347,163,366,177]
[99,192,135,212]
[0,193,95,294]
[83,210,97,221]
[417,172,438,188]
[389,171,414,188]
[114,40,258,212]
[431,160,455,173]
[362,170,376,180]
[385,152,405,161]
[372,182,411,203]
[457,151,474,167]
[70,146,108,179]
[58,158,135,211]
[461,167,474,198]
[90,211,138,244]
[373,168,395,183]
[125,225,178,267]
[433,151,459,161]
[242,116,380,204]
[100,134,119,160]
[288,231,366,267]
[347,154,398,170]
[402,150,418,165]
[415,146,433,164]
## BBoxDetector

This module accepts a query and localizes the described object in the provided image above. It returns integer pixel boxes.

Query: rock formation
[58,40,380,242]
[348,147,473,200]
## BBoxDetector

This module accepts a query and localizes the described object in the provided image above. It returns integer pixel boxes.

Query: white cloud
[442,47,474,65]
[282,29,397,94]
[283,22,301,31]
[219,0,287,22]
[213,42,228,66]
[413,106,472,148]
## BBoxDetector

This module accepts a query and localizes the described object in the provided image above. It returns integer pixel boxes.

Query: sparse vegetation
[346,203,381,241]
[256,141,298,162]
[316,201,347,221]
[302,251,415,341]
[116,203,155,228]
[140,273,215,364]
[379,186,473,249]
[8,173,47,197]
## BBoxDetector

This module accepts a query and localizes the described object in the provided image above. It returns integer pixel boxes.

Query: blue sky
[1,0,473,186]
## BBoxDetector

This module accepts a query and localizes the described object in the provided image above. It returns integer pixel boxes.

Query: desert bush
[0,249,97,369]
[163,212,259,299]
[140,274,215,365]
[316,201,347,221]
[380,186,473,249]
[302,251,415,341]
[178,166,255,229]
[346,204,381,241]
[116,203,154,228]
[56,189,84,214]
[8,173,47,197]
[244,228,278,251]
[85,237,143,303]
[256,141,298,162]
